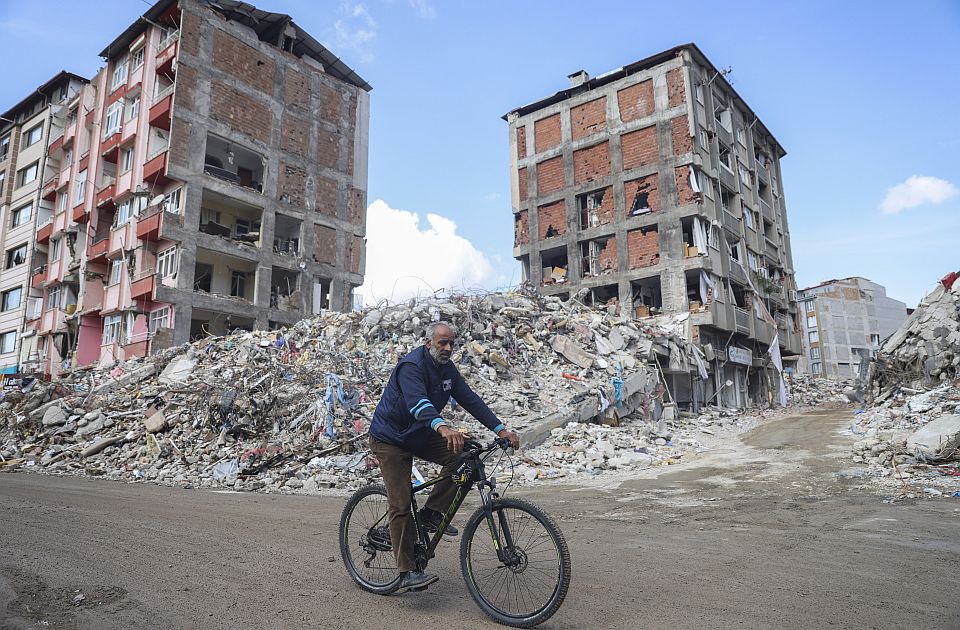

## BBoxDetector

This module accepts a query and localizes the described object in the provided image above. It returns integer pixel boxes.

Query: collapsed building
[4,0,370,379]
[505,44,802,410]
[0,291,792,490]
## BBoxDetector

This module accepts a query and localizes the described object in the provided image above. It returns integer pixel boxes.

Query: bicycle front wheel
[339,483,402,595]
[460,497,571,628]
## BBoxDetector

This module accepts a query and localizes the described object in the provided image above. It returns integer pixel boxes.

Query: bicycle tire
[460,497,571,628]
[339,483,402,595]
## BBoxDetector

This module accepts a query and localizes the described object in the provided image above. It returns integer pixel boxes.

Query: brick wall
[675,166,699,205]
[320,84,340,124]
[210,81,271,143]
[671,115,692,156]
[628,225,660,268]
[515,210,529,246]
[598,236,618,273]
[617,80,654,122]
[316,176,338,216]
[278,162,307,206]
[347,187,365,224]
[314,224,337,264]
[536,157,564,195]
[349,234,363,274]
[516,126,527,160]
[284,69,311,110]
[175,64,198,111]
[518,167,528,202]
[571,97,606,140]
[213,29,276,94]
[667,67,685,109]
[621,125,658,171]
[573,141,610,185]
[179,8,201,57]
[168,118,192,170]
[584,185,616,226]
[534,114,561,153]
[317,127,339,169]
[538,200,566,239]
[281,113,309,157]
[624,174,660,214]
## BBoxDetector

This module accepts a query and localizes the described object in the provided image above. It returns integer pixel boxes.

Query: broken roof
[99,0,371,92]
[503,43,785,158]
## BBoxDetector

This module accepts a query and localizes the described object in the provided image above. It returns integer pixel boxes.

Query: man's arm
[397,365,466,452]
[451,374,520,448]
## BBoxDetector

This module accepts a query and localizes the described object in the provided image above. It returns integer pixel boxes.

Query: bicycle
[338,437,571,628]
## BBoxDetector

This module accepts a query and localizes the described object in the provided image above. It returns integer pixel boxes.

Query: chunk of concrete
[42,406,67,427]
[144,411,167,434]
[551,335,594,369]
[907,414,960,461]
[158,354,197,385]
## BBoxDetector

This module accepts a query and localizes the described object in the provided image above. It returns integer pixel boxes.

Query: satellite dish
[149,194,165,207]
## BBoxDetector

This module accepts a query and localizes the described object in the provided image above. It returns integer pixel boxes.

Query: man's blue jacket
[370,345,504,453]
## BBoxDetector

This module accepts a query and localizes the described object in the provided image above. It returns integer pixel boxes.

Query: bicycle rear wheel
[460,497,571,627]
[339,483,402,595]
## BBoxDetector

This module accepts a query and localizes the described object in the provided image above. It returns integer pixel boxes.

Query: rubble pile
[785,374,854,406]
[0,290,716,492]
[847,384,960,496]
[870,278,960,401]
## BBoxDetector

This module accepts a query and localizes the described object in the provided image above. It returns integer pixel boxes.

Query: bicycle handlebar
[463,437,511,453]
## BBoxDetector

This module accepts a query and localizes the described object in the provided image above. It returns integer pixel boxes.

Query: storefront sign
[727,346,753,365]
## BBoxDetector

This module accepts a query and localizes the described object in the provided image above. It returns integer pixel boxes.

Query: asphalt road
[2,407,959,629]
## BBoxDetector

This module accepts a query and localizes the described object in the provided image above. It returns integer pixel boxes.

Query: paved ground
[1,407,958,629]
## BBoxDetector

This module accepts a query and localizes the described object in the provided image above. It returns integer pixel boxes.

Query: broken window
[271,267,301,311]
[629,182,653,216]
[194,263,213,292]
[726,239,743,266]
[230,270,247,298]
[312,277,332,314]
[713,95,732,131]
[738,162,752,187]
[577,189,606,229]
[579,236,616,278]
[681,217,709,256]
[686,270,715,311]
[149,307,170,333]
[200,188,264,247]
[718,144,734,174]
[587,284,619,308]
[730,282,750,309]
[274,214,303,257]
[743,205,754,229]
[204,134,264,193]
[630,276,662,317]
[540,246,568,285]
[719,187,735,215]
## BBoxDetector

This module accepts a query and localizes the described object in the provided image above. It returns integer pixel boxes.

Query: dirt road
[2,407,958,629]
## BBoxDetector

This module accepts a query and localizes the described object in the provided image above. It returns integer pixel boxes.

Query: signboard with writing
[727,346,753,365]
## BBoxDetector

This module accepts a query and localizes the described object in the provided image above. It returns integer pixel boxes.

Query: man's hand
[439,425,465,453]
[497,428,520,450]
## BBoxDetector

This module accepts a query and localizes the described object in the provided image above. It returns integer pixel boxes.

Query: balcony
[84,109,95,128]
[143,150,171,185]
[72,204,90,224]
[95,181,117,208]
[130,273,156,300]
[721,209,741,236]
[204,134,263,193]
[148,93,172,131]
[156,34,179,76]
[729,261,748,285]
[37,222,53,243]
[136,208,163,241]
[719,163,737,190]
[31,265,47,288]
[101,131,122,162]
[760,198,775,223]
[42,176,58,201]
[733,306,751,334]
[88,237,109,262]
[48,134,64,154]
[754,158,770,185]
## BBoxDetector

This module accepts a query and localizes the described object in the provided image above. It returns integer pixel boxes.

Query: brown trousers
[370,433,459,572]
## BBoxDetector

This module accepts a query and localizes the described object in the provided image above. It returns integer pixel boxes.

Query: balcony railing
[733,306,751,334]
[157,30,180,52]
[760,198,775,223]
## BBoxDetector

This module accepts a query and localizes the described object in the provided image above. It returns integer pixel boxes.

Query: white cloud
[485,192,500,202]
[880,175,958,214]
[408,0,437,19]
[357,199,497,304]
[328,3,378,63]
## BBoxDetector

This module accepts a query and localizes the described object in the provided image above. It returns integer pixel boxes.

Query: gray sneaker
[396,570,439,593]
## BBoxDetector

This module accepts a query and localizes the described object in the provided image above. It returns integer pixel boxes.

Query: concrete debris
[1,289,804,494]
[906,415,960,461]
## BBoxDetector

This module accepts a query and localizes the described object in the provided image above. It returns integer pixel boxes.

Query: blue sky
[2,0,958,307]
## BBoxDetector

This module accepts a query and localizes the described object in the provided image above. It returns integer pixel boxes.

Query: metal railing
[733,306,751,333]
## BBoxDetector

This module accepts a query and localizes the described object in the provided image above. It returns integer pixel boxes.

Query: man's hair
[426,320,457,340]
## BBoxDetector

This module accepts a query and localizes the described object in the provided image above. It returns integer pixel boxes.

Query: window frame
[108,259,123,285]
[5,244,27,269]
[17,161,39,187]
[0,330,15,354]
[11,203,33,227]
[111,55,129,90]
[120,146,134,173]
[0,135,9,160]
[156,247,178,278]
[102,314,122,345]
[1,286,22,311]
[131,46,145,70]
[116,199,134,226]
[47,285,61,311]
[22,123,43,149]
[49,237,62,263]
[104,101,123,137]
[149,307,170,333]
[74,169,87,205]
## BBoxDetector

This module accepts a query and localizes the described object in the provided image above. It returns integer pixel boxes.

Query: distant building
[2,0,370,378]
[505,44,802,408]
[798,277,908,378]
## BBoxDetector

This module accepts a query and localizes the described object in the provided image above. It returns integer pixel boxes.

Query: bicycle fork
[478,485,520,567]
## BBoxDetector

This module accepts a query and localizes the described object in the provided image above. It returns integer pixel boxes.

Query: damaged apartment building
[798,277,908,379]
[9,0,369,377]
[506,44,802,408]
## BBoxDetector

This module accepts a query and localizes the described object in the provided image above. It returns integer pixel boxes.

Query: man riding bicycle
[369,321,520,594]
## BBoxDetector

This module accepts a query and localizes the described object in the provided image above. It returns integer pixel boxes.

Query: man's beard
[429,345,450,364]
